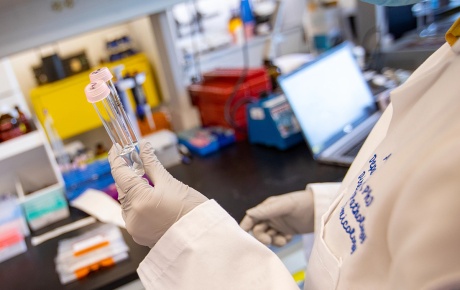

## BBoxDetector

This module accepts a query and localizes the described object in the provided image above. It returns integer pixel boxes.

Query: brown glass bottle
[15,106,31,133]
[264,58,282,91]
[0,108,23,142]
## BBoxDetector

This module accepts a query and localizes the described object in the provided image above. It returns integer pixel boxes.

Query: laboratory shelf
[0,130,44,162]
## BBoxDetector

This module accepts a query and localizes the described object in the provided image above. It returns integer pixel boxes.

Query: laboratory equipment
[55,223,129,284]
[0,195,29,236]
[247,94,303,150]
[0,106,23,142]
[0,196,28,263]
[188,68,271,140]
[240,0,255,38]
[0,227,26,263]
[142,129,182,168]
[277,42,380,166]
[19,182,69,231]
[261,0,283,90]
[411,0,438,37]
[89,67,140,151]
[14,105,32,133]
[114,68,156,136]
[228,9,243,44]
[84,80,145,176]
[127,72,156,133]
[178,128,220,156]
[43,109,71,171]
[41,53,66,83]
[178,127,235,156]
[303,2,343,53]
[62,159,114,201]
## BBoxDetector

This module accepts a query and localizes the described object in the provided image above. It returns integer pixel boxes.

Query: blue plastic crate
[62,159,115,201]
[178,128,220,156]
[207,127,236,148]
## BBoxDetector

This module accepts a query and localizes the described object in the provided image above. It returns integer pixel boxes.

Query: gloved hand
[240,191,314,247]
[108,141,208,248]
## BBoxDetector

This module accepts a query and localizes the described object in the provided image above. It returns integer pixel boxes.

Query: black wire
[360,26,377,51]
[190,0,203,83]
[361,26,383,71]
[230,96,259,125]
[224,23,252,131]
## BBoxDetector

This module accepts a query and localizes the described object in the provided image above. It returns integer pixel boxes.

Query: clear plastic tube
[90,68,140,153]
[85,81,144,176]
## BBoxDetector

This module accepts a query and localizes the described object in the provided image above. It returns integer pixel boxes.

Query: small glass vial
[84,80,144,176]
[89,67,141,153]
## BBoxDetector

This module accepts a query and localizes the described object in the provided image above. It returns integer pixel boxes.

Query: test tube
[84,80,145,176]
[89,67,140,153]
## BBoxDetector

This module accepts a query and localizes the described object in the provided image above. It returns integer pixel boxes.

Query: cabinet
[31,53,161,140]
[0,59,68,231]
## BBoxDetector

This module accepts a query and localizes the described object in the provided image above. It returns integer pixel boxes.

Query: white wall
[182,27,307,84]
[127,17,167,101]
[0,58,29,115]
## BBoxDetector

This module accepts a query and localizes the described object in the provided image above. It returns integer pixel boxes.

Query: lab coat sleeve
[137,199,300,290]
[306,183,342,233]
[387,136,460,289]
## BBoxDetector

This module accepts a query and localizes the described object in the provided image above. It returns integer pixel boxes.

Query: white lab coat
[137,41,460,289]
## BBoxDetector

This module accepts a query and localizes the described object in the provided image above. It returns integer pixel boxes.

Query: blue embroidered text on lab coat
[338,152,385,254]
[369,154,377,175]
[356,171,366,191]
[349,189,367,244]
[362,185,374,207]
[339,205,357,254]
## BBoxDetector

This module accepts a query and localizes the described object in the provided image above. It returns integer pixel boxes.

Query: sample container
[84,80,144,176]
[89,67,140,151]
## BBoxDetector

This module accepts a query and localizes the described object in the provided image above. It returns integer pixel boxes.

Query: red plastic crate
[201,68,269,83]
[188,68,271,140]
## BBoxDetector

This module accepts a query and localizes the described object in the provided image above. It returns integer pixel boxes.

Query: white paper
[70,189,125,229]
[31,217,97,246]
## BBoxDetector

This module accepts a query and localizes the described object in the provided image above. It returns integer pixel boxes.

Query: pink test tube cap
[85,80,110,103]
[89,67,113,82]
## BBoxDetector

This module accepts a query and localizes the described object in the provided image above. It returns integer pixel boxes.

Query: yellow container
[31,53,161,140]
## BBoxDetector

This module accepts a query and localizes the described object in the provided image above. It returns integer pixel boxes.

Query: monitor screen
[279,43,377,155]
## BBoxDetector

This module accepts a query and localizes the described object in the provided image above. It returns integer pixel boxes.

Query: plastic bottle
[90,67,140,153]
[263,59,282,91]
[240,0,255,39]
[43,109,71,171]
[84,80,144,176]
[303,0,342,54]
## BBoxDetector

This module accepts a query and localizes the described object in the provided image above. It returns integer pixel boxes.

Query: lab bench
[0,141,347,289]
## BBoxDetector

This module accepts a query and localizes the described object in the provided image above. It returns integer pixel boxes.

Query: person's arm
[138,200,299,289]
[108,142,299,290]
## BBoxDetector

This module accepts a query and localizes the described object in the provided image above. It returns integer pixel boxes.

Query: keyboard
[343,138,366,157]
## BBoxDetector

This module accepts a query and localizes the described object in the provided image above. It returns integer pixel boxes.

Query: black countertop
[0,141,348,290]
[169,141,348,222]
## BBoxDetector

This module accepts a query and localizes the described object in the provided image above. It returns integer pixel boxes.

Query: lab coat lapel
[385,53,452,140]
